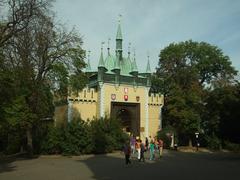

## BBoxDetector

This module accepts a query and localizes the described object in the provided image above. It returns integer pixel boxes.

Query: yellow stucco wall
[72,101,97,120]
[68,88,98,120]
[148,94,164,138]
[64,84,164,140]
[100,83,147,140]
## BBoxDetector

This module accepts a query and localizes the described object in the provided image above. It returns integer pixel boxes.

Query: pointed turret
[98,42,107,82]
[98,45,105,68]
[116,15,123,60]
[145,54,151,87]
[131,48,138,73]
[146,54,151,74]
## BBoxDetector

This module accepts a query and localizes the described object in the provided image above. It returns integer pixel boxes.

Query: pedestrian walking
[145,137,149,151]
[149,140,155,160]
[158,138,164,158]
[123,141,131,165]
[135,139,141,161]
[139,140,145,162]
[130,134,136,155]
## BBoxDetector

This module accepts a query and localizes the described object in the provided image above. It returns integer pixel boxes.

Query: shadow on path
[78,151,240,180]
[0,154,39,174]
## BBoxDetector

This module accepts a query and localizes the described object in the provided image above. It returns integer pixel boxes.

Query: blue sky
[54,0,240,73]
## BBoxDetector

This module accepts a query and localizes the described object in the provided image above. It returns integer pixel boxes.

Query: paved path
[0,150,239,180]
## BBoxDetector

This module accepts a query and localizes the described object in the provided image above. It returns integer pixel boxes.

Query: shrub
[41,126,64,154]
[90,117,128,154]
[157,126,177,148]
[61,119,93,155]
[206,135,222,150]
[41,117,128,155]
[223,141,240,152]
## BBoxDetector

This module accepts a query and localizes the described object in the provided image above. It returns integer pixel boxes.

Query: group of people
[123,135,164,165]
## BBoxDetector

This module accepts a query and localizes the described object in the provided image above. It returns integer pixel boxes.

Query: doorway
[111,102,140,136]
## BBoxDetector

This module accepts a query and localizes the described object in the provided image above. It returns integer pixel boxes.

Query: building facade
[65,21,164,139]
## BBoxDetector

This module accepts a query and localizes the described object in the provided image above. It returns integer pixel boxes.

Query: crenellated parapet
[148,93,164,106]
[68,88,98,102]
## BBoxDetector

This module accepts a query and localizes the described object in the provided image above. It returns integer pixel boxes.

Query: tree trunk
[26,128,33,156]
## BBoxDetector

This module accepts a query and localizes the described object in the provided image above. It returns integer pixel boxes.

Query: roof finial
[107,38,111,55]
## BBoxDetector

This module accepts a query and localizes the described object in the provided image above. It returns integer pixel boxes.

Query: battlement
[148,93,164,106]
[68,88,98,102]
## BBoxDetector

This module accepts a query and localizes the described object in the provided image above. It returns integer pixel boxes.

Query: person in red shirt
[158,138,164,158]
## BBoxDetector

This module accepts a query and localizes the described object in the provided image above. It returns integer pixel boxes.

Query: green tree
[0,0,87,154]
[154,40,237,146]
[204,82,240,144]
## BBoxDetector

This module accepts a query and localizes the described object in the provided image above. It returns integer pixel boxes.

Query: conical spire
[86,50,92,72]
[146,54,151,73]
[98,42,105,68]
[131,48,138,72]
[116,15,122,40]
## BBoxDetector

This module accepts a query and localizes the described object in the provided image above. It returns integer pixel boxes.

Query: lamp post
[195,132,199,151]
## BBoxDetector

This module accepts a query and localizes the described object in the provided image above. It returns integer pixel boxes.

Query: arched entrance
[111,102,140,136]
[116,108,132,132]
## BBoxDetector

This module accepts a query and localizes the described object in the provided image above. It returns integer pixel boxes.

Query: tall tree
[154,40,237,146]
[0,0,87,154]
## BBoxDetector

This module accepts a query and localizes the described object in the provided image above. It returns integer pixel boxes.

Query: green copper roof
[120,57,132,75]
[104,52,133,76]
[113,52,120,70]
[146,58,151,73]
[104,53,115,73]
[131,56,138,72]
[116,23,122,40]
[98,50,105,68]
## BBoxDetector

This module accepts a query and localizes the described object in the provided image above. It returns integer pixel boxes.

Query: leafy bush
[90,117,128,154]
[205,135,222,150]
[223,141,240,152]
[41,126,64,154]
[41,117,128,155]
[61,119,93,155]
[157,126,177,148]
